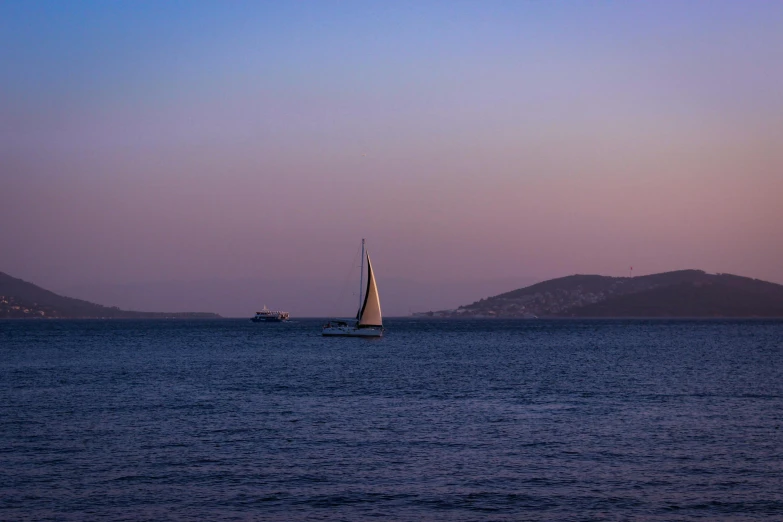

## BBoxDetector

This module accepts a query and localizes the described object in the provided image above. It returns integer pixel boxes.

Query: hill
[424,270,783,318]
[0,272,220,319]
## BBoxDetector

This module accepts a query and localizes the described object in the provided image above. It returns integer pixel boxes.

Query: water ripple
[1,318,782,520]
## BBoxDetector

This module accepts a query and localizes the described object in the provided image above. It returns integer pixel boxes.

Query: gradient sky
[2,1,782,315]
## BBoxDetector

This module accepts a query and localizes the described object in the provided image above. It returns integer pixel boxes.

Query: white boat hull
[322,326,383,338]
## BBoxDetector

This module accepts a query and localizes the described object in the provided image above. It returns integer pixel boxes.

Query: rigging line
[329,244,362,318]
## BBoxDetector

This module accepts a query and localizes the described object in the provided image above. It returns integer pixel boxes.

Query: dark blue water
[1,319,782,520]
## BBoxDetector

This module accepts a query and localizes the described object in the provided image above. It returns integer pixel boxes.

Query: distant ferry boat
[251,305,289,322]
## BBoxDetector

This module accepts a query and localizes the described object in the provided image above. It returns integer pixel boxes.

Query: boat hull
[322,326,383,337]
[251,316,287,322]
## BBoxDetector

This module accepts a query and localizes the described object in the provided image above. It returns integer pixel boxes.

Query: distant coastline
[415,270,783,319]
[5,268,783,320]
[0,272,220,319]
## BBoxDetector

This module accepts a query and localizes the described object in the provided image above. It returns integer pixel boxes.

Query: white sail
[323,240,383,337]
[357,253,382,327]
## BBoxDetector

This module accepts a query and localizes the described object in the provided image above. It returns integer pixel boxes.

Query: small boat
[323,239,383,337]
[251,305,290,322]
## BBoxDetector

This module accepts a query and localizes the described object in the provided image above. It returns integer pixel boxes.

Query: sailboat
[322,239,383,337]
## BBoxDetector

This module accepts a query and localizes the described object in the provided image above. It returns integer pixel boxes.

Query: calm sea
[1,318,782,521]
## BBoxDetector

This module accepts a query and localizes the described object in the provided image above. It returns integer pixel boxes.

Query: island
[415,270,783,318]
[0,272,220,319]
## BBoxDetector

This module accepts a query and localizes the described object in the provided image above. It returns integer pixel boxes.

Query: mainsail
[357,252,382,327]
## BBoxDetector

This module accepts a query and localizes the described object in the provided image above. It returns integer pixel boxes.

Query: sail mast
[357,238,365,319]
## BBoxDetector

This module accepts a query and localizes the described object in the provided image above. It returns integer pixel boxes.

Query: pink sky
[2,2,782,315]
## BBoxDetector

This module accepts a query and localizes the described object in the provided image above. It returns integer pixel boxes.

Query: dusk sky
[2,1,782,316]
